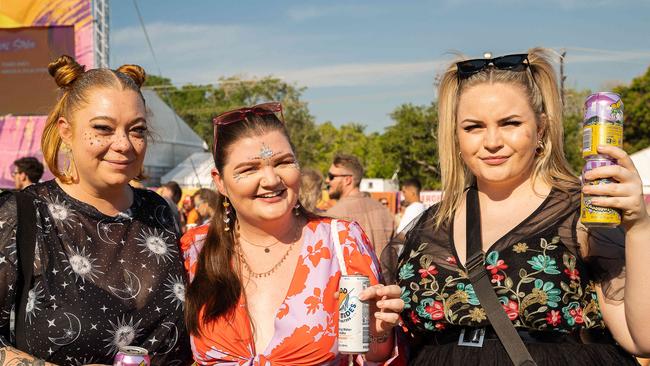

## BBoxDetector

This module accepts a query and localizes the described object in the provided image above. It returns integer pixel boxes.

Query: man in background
[396,178,426,234]
[12,157,44,190]
[160,181,182,230]
[325,154,394,257]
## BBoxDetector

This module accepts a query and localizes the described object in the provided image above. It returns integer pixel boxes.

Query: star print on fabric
[49,295,56,301]
[0,256,5,264]
[62,281,69,288]
[100,305,108,312]
[0,220,5,229]
[51,303,58,311]
[154,306,162,313]
[51,268,59,275]
[148,336,158,345]
[47,319,55,327]
[91,323,98,330]
[48,348,53,355]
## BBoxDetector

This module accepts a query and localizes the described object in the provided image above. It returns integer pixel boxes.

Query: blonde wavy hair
[435,47,579,228]
[41,55,147,183]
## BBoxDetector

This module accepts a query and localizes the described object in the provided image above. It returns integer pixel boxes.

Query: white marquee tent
[142,89,208,185]
[160,152,215,188]
[631,146,650,194]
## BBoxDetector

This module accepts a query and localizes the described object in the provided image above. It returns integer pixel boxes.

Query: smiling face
[59,87,147,189]
[456,82,543,189]
[214,130,301,226]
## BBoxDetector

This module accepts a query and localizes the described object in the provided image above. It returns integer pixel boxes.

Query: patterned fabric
[397,186,624,336]
[0,180,192,365]
[181,218,399,366]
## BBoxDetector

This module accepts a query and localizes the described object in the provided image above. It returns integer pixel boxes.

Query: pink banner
[0,115,52,188]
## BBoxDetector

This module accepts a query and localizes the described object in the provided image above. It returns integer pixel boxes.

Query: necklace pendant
[264,248,270,253]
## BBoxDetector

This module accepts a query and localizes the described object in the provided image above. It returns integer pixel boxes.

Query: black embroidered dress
[397,186,637,365]
[0,180,192,365]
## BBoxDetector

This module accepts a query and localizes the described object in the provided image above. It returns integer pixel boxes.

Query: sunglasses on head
[212,102,284,153]
[456,53,529,79]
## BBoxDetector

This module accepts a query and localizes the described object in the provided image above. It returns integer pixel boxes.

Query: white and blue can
[338,274,370,354]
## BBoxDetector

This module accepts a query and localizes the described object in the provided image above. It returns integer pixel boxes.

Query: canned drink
[580,158,621,227]
[113,346,151,366]
[338,275,370,354]
[582,92,624,159]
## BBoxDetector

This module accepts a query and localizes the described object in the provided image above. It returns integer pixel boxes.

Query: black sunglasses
[456,53,529,79]
[327,172,352,180]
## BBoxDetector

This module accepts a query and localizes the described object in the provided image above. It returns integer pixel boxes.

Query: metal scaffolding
[93,0,109,68]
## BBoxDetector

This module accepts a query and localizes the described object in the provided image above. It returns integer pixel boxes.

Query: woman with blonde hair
[396,48,650,365]
[0,55,191,364]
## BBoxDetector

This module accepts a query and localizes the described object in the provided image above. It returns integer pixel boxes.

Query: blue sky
[110,0,650,132]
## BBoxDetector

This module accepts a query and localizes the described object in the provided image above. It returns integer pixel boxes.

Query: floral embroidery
[399,234,604,333]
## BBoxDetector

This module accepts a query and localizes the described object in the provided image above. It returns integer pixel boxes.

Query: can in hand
[581,157,622,227]
[113,346,151,366]
[582,92,623,159]
[338,274,370,354]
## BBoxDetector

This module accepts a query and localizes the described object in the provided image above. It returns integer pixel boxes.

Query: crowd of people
[1,48,649,366]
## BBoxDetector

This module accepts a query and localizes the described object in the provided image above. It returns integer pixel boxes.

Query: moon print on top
[136,227,177,264]
[47,312,81,346]
[103,315,143,356]
[109,269,142,300]
[96,218,125,245]
[0,181,193,364]
[157,322,179,354]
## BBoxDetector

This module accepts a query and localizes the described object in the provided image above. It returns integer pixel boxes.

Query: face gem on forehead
[259,143,274,159]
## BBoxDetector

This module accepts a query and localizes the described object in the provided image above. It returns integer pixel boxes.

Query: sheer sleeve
[584,225,626,302]
[0,192,18,346]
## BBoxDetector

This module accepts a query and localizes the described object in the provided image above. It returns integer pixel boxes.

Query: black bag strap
[13,191,37,351]
[465,186,537,366]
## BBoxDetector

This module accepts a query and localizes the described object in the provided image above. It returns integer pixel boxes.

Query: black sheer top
[0,180,191,365]
[397,185,626,336]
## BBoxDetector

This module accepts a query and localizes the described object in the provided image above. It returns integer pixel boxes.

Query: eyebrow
[234,151,294,169]
[459,114,522,124]
[89,116,147,124]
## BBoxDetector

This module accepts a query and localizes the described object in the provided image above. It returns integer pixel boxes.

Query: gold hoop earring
[536,140,546,156]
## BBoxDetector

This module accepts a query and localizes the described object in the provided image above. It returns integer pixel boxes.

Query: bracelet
[369,331,391,343]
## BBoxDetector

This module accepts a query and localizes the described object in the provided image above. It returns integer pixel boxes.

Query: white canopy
[142,89,208,184]
[631,146,650,194]
[160,152,215,188]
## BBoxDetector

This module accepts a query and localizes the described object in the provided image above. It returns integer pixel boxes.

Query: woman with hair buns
[0,55,191,365]
[396,48,650,365]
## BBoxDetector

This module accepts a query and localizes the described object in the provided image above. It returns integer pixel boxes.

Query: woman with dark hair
[192,188,219,225]
[181,103,404,365]
[0,55,191,364]
[396,48,650,365]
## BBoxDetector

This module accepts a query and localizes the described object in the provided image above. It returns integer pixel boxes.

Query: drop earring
[223,199,232,231]
[294,203,301,216]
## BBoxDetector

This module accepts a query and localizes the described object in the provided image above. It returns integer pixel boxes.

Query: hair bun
[48,55,85,89]
[116,64,146,88]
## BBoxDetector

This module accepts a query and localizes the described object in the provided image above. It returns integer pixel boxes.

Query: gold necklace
[237,222,302,278]
[238,233,281,253]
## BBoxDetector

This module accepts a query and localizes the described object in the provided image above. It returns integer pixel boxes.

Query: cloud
[561,47,650,65]
[286,4,379,21]
[267,59,449,88]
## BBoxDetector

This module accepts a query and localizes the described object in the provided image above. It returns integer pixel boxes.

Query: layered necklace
[237,220,302,279]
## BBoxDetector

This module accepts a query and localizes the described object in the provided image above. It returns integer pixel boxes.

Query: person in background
[192,188,218,225]
[0,55,191,364]
[325,154,394,257]
[181,102,404,365]
[396,48,650,365]
[160,180,182,230]
[299,168,324,213]
[181,194,200,232]
[395,178,426,234]
[12,157,44,190]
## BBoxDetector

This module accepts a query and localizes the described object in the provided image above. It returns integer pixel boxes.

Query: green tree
[614,66,650,154]
[374,103,440,189]
[144,75,320,167]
